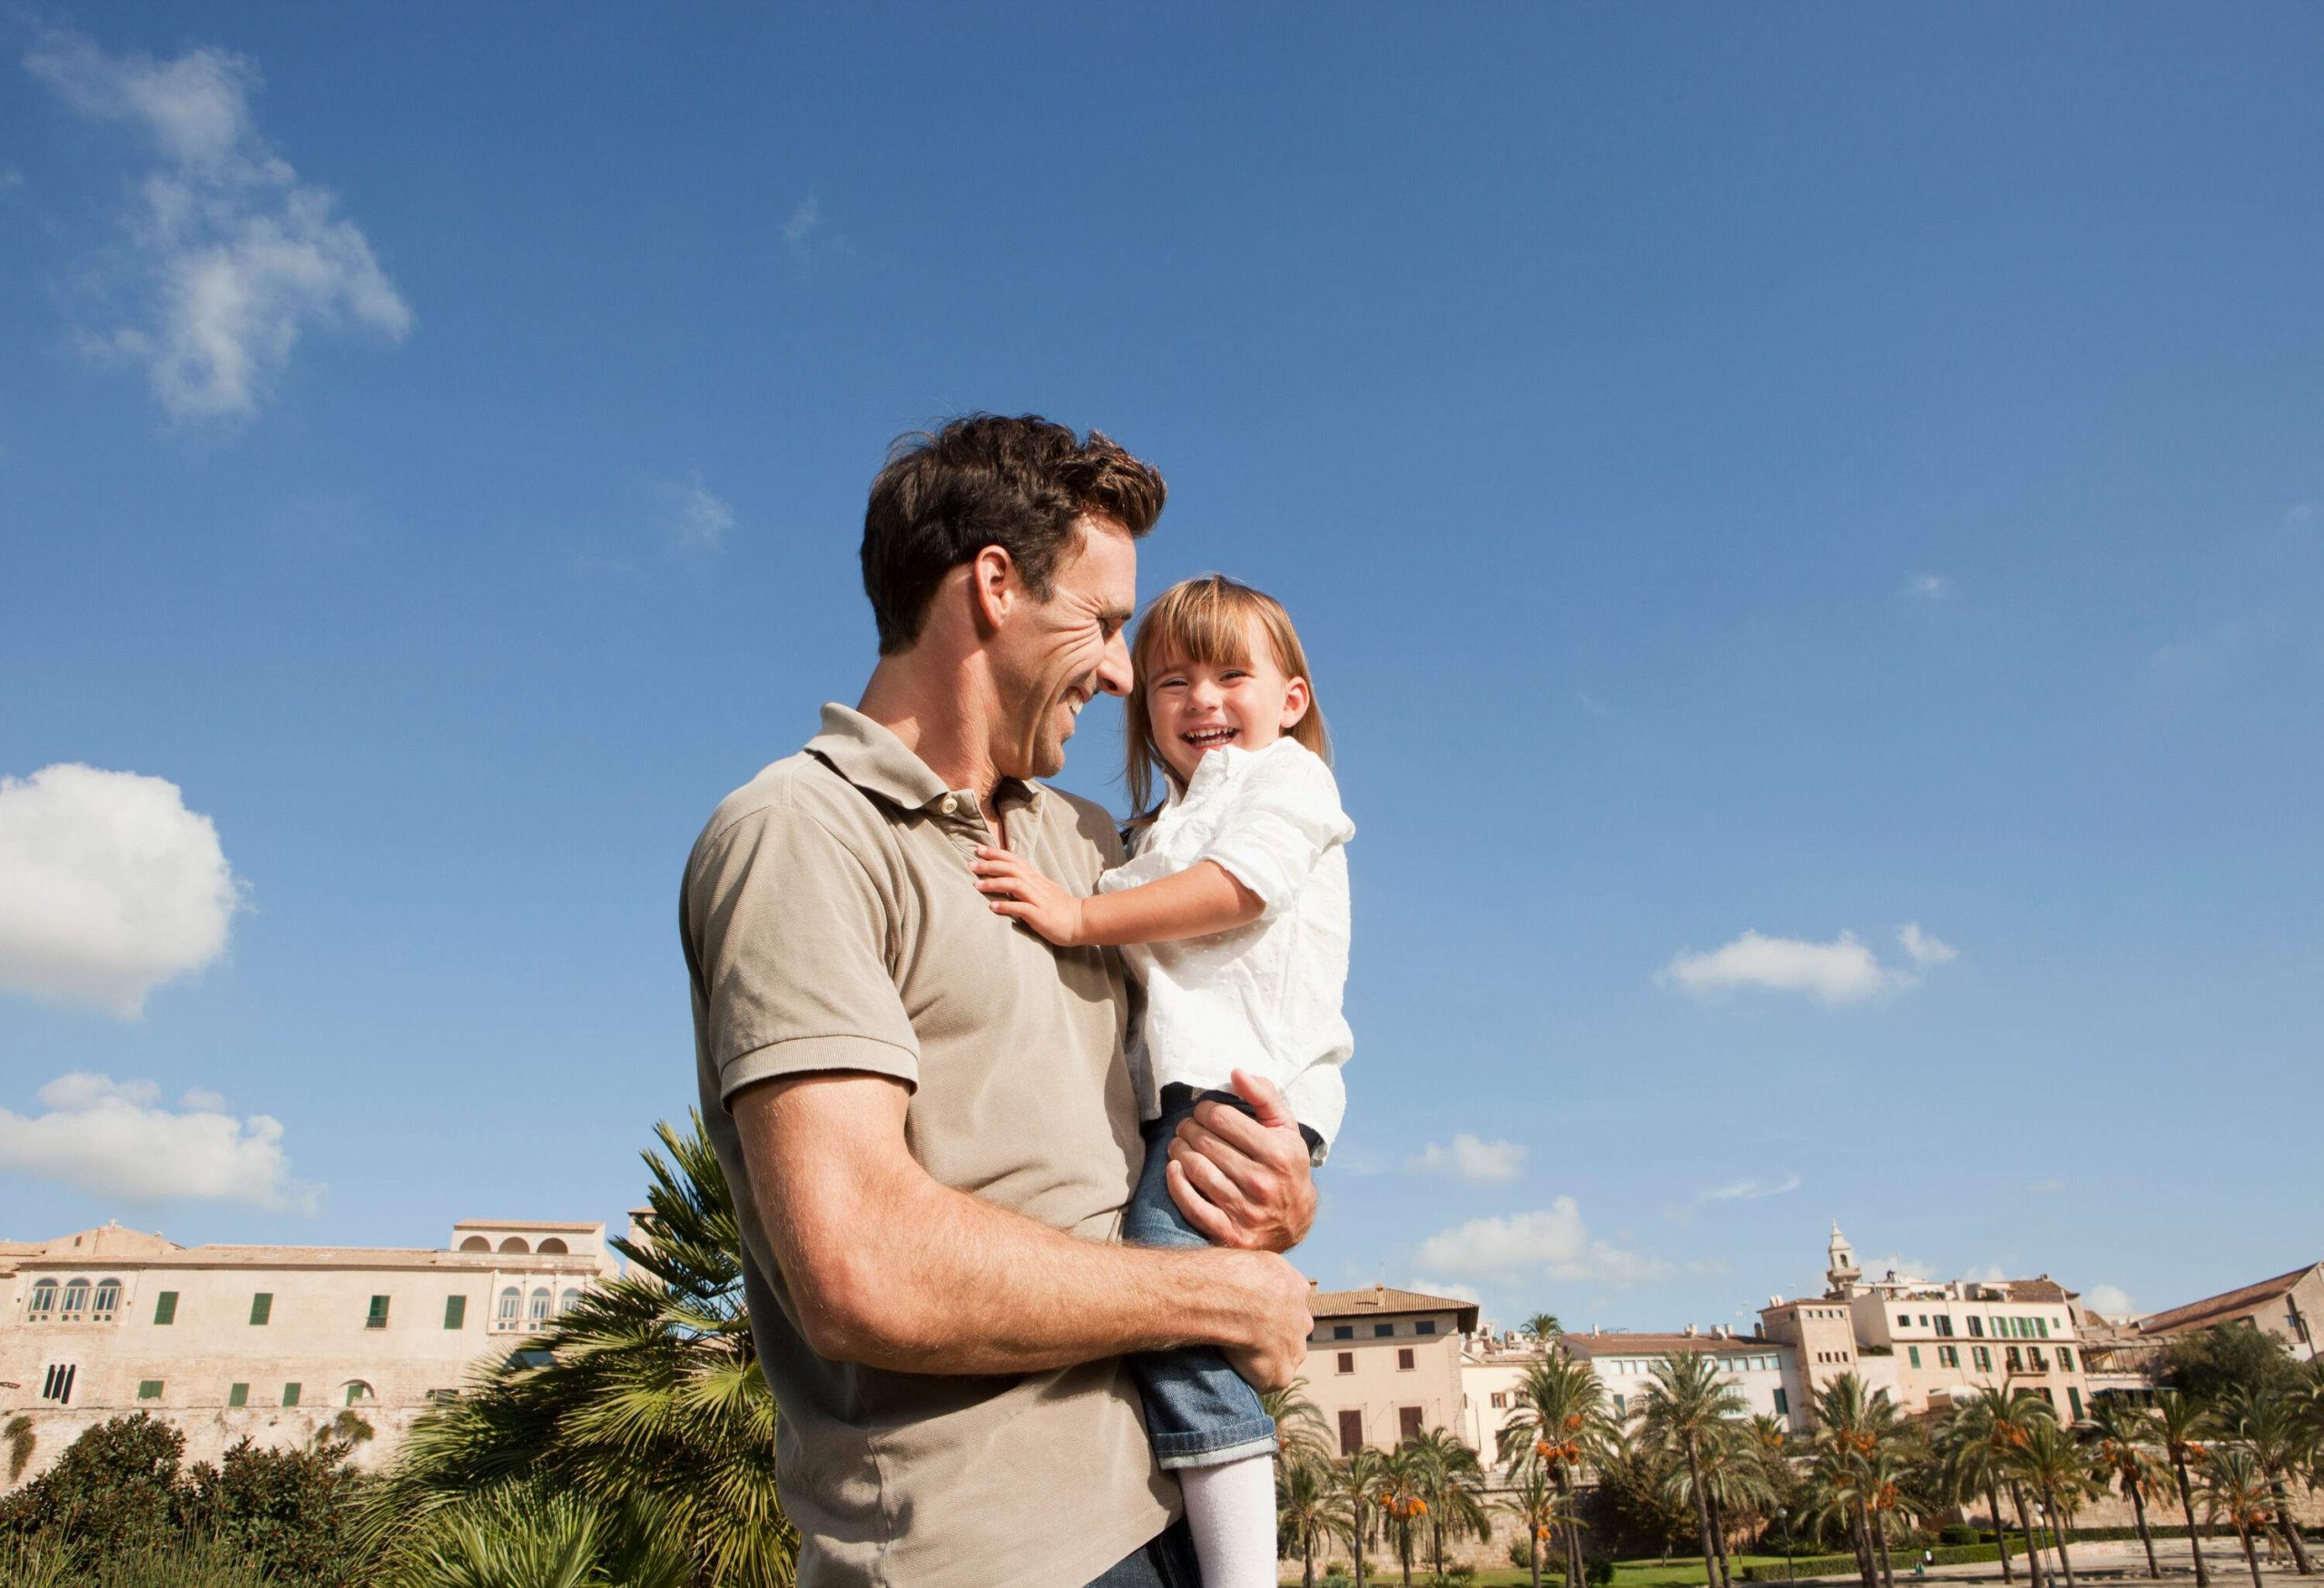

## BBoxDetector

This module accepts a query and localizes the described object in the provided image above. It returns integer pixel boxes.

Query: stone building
[0,1218,616,1486]
[1300,1284,1476,1457]
[1459,1326,1807,1465]
[2134,1259,2323,1363]
[1759,1224,2099,1420]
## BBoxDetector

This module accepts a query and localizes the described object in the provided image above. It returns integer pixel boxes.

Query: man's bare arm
[733,1070,1313,1385]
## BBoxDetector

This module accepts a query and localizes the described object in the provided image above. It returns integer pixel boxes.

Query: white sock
[1179,1454,1278,1588]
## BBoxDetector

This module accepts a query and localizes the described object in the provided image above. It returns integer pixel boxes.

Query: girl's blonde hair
[1124,574,1330,820]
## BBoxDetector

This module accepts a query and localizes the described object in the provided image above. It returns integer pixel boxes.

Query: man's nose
[1094,632,1133,697]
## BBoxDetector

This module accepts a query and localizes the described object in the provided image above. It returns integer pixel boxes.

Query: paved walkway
[1789,1539,2313,1587]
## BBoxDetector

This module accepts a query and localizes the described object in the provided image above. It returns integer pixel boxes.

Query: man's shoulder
[1032,783,1128,867]
[689,749,884,868]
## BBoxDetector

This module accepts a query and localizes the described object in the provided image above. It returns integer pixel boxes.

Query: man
[682,415,1318,1588]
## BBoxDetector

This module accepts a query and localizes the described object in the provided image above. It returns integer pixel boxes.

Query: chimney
[1374,1281,1386,1307]
[1308,1277,1319,1291]
[1685,1323,1698,1337]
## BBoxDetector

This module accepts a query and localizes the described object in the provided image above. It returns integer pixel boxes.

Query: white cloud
[1413,1198,1673,1288]
[1704,1170,1801,1203]
[1409,1277,1483,1306]
[663,470,735,551]
[1406,1133,1528,1185]
[783,191,822,250]
[2084,1284,2136,1318]
[0,1072,321,1211]
[25,25,410,418]
[1662,930,1906,1005]
[1898,922,1958,966]
[0,764,243,1017]
[1909,572,1951,601]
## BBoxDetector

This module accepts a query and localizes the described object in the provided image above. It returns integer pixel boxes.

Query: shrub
[1939,1525,1981,1546]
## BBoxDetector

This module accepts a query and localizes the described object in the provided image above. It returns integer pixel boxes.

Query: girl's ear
[1279,676,1312,731]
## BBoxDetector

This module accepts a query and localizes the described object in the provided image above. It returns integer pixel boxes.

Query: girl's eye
[1221,670,1247,683]
[1157,677,1187,690]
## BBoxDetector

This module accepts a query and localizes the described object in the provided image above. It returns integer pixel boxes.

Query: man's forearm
[735,1073,1304,1380]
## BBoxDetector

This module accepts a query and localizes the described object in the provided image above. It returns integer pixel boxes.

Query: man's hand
[1215,1248,1315,1393]
[970,845,1089,947]
[1167,1070,1318,1253]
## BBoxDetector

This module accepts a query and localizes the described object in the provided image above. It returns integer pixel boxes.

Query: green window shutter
[137,1380,164,1400]
[227,1382,250,1408]
[444,1295,467,1330]
[365,1295,390,1329]
[2069,1387,2083,1418]
[153,1291,179,1326]
[250,1292,272,1326]
[281,1383,301,1407]
[1907,1346,1921,1368]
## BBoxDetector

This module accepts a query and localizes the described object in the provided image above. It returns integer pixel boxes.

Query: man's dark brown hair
[862,414,1167,655]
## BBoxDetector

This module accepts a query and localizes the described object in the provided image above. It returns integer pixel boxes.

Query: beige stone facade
[1459,1327,1808,1465]
[0,1218,615,1487]
[2135,1260,2323,1363]
[1299,1284,1476,1457]
[1760,1224,2099,1421]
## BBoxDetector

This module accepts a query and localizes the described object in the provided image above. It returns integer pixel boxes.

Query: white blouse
[1102,738,1354,1159]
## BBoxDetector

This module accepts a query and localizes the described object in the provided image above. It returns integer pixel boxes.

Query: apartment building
[1458,1326,1807,1463]
[1759,1224,2098,1420]
[0,1218,616,1485]
[1301,1284,1477,1457]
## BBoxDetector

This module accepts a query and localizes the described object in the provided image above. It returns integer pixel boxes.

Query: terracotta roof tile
[2138,1264,2320,1336]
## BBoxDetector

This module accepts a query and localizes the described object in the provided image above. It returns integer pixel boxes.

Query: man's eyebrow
[1101,603,1136,628]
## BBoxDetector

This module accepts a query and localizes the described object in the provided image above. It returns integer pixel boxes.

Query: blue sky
[3,5,2319,1334]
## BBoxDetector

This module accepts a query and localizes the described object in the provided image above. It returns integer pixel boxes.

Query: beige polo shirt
[681,703,1176,1588]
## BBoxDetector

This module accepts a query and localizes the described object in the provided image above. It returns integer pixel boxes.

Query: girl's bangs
[1139,585,1260,669]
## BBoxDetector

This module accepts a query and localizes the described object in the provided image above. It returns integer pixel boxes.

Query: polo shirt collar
[805,703,1044,817]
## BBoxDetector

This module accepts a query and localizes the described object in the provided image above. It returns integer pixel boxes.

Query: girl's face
[1144,614,1312,789]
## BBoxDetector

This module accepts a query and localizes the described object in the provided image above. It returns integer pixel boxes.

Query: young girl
[970,574,1354,1588]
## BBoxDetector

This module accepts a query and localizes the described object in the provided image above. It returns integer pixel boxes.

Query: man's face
[990,517,1137,781]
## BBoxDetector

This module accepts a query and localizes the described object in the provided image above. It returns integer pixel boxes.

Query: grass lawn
[1283,1553,1799,1587]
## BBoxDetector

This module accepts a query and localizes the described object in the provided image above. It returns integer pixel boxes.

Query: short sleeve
[1195,745,1355,918]
[682,803,921,1107]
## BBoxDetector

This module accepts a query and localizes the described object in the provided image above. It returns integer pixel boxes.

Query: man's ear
[1279,676,1312,732]
[969,545,1017,636]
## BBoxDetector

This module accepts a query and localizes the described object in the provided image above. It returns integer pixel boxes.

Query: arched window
[497,1237,530,1255]
[27,1279,58,1318]
[557,1287,581,1317]
[536,1238,568,1255]
[92,1279,122,1321]
[61,1279,91,1319]
[527,1287,551,1325]
[496,1287,521,1328]
[341,1380,375,1406]
[458,1236,490,1252]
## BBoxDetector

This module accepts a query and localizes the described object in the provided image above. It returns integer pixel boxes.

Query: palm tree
[3,1416,32,1486]
[1637,1352,1750,1588]
[2201,1446,2278,1588]
[1800,1432,1881,1588]
[2152,1388,2217,1588]
[354,1114,796,1586]
[2083,1399,2168,1579]
[2212,1381,2316,1575]
[1374,1444,1428,1586]
[1497,1461,1563,1588]
[1498,1350,1611,1588]
[1524,1314,1566,1345]
[1405,1427,1489,1580]
[1812,1374,1917,1588]
[1277,1457,1350,1588]
[1332,1447,1392,1588]
[2009,1416,2100,1588]
[1939,1386,2056,1588]
[1267,1378,1335,1477]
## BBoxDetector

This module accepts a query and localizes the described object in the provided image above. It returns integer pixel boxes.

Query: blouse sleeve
[1195,745,1355,918]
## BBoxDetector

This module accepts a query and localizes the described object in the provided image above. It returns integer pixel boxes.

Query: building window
[282,1383,301,1406]
[1935,1316,1955,1337]
[1337,1409,1364,1456]
[1939,1346,1959,1368]
[153,1290,179,1326]
[557,1288,581,1317]
[1613,1393,1627,1416]
[1908,1346,1921,1368]
[1416,1320,1436,1336]
[537,1238,569,1255]
[2028,1349,2047,1372]
[250,1293,272,1326]
[1398,1406,1425,1442]
[2005,1347,2023,1372]
[1333,1325,1353,1341]
[2068,1387,2084,1419]
[92,1279,122,1321]
[2036,1317,2050,1339]
[137,1380,164,1401]
[444,1295,468,1330]
[41,1364,75,1404]
[62,1279,91,1319]
[1336,1352,1354,1375]
[427,1388,459,1405]
[1772,1387,1788,1416]
[527,1287,552,1325]
[228,1383,250,1407]
[365,1295,391,1329]
[1967,1317,1984,1338]
[1974,1346,1992,1372]
[344,1381,375,1407]
[497,1287,521,1329]
[28,1279,58,1318]
[2036,1387,2054,1407]
[1491,1391,1507,1409]
[1397,1347,1415,1371]
[2057,1347,2074,1370]
[1374,1323,1394,1338]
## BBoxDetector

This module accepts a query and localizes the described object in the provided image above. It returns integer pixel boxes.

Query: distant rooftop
[2138,1262,2320,1336]
[1310,1284,1480,1331]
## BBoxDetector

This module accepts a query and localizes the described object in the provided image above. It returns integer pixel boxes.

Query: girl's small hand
[970,845,1089,948]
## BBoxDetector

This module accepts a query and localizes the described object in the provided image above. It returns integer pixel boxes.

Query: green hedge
[1739,1544,2007,1581]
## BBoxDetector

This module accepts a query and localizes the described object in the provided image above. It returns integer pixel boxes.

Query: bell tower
[1826,1220,1863,1297]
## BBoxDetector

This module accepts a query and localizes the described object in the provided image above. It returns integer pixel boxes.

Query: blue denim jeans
[1082,1515,1203,1587]
[1122,1088,1282,1470]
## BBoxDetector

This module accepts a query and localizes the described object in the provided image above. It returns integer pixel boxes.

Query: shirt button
[938,794,960,816]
